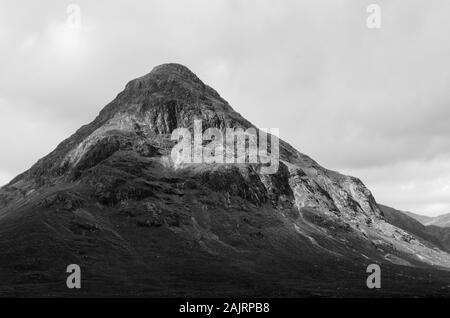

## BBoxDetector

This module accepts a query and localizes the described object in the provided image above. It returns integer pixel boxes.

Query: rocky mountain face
[2,63,450,296]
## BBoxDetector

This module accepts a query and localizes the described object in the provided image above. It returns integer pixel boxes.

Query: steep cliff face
[2,63,450,296]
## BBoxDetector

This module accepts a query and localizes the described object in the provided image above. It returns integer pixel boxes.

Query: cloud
[0,98,75,177]
[347,156,450,216]
[0,171,14,188]
[0,0,449,215]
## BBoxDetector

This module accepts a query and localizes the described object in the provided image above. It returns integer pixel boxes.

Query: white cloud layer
[0,0,449,215]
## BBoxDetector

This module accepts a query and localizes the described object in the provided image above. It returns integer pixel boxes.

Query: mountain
[380,205,450,253]
[2,63,450,297]
[427,214,450,228]
[404,211,450,228]
[379,205,448,250]
[402,211,434,225]
[425,225,450,253]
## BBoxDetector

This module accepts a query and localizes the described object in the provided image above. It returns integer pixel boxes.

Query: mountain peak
[125,63,205,90]
[150,63,197,76]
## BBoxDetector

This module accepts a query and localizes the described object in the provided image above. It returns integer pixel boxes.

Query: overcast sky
[1,0,449,216]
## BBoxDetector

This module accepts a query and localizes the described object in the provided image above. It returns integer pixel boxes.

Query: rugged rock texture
[2,63,450,297]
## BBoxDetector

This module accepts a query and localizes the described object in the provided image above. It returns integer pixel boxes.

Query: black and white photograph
[1,0,450,308]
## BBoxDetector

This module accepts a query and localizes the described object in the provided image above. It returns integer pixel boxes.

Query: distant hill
[404,211,450,228]
[380,205,450,252]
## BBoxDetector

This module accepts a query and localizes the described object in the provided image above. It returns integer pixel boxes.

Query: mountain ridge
[403,210,450,228]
